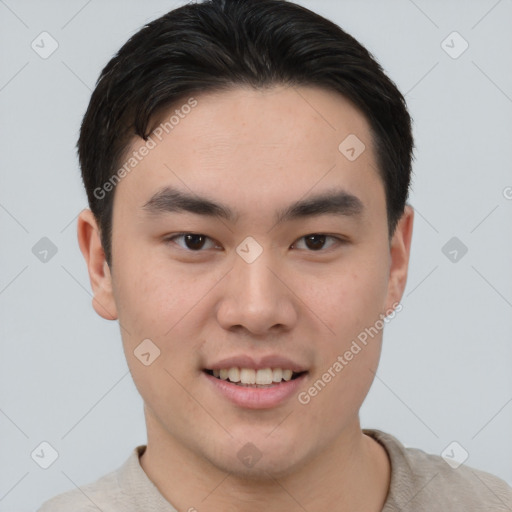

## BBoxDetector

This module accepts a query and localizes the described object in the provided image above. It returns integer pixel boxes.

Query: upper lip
[204,354,309,373]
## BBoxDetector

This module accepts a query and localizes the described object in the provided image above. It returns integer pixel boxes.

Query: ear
[77,208,118,320]
[383,205,414,313]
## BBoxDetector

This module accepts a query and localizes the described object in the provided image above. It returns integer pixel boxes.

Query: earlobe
[77,208,118,321]
[384,205,414,313]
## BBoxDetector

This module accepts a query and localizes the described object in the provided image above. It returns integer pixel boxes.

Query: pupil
[305,234,326,250]
[185,234,205,250]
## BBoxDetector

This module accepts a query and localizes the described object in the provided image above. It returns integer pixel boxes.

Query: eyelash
[164,233,346,253]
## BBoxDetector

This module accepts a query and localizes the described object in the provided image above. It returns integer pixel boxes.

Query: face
[78,85,413,479]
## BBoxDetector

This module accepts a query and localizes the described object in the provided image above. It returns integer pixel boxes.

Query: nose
[215,247,298,336]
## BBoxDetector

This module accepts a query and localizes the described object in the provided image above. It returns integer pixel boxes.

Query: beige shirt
[38,429,512,511]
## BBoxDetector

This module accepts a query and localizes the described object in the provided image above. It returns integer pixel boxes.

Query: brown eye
[183,234,207,250]
[292,234,341,251]
[304,234,327,251]
[166,233,217,251]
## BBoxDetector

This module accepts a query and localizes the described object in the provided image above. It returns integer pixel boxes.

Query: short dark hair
[78,0,414,267]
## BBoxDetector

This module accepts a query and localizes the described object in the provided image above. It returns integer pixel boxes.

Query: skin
[78,85,414,512]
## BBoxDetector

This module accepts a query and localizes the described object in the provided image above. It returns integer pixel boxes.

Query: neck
[139,411,390,512]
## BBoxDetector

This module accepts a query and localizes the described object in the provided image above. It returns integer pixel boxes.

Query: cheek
[302,256,390,343]
[297,272,385,424]
[112,255,215,390]
[115,264,204,414]
[112,250,205,338]
[295,253,389,420]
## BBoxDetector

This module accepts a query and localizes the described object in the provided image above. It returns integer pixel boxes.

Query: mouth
[202,367,309,409]
[203,368,308,388]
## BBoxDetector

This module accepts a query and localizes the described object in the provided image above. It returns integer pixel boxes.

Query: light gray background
[1,0,511,510]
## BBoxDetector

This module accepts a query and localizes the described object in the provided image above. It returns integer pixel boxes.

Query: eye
[164,233,346,253]
[291,234,343,252]
[165,233,219,251]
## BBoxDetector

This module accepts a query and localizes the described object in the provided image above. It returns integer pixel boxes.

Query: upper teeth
[212,368,295,385]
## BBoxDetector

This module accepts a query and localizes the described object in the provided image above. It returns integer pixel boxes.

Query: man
[39,0,512,510]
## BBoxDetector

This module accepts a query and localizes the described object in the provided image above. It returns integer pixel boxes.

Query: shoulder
[364,429,512,512]
[37,469,122,512]
[37,473,117,511]
[37,447,143,512]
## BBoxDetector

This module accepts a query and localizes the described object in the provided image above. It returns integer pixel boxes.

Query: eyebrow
[142,186,364,224]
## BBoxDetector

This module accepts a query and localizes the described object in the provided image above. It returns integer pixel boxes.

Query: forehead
[153,85,373,158]
[114,85,383,220]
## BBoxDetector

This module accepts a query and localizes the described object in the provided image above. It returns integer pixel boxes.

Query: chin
[219,453,305,482]
[206,432,309,480]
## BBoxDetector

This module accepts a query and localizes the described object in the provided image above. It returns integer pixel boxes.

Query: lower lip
[203,371,308,410]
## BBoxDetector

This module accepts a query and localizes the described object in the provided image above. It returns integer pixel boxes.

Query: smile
[204,367,306,387]
[202,369,309,409]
